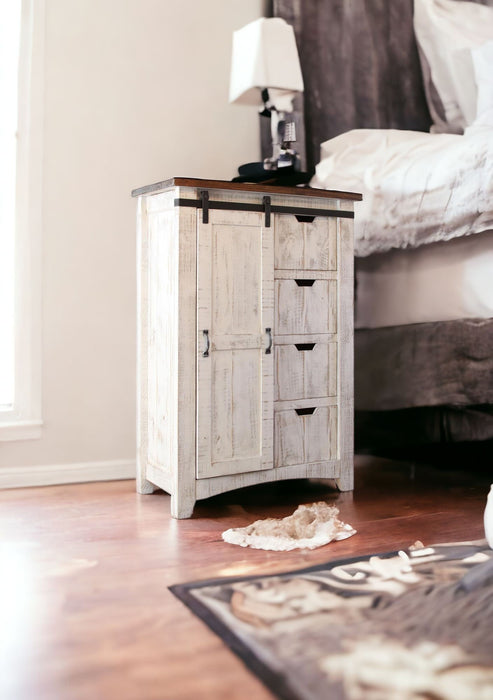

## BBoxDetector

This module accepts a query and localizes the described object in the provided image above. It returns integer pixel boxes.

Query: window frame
[0,0,44,442]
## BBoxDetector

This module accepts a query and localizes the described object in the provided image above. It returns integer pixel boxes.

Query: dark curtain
[272,0,432,171]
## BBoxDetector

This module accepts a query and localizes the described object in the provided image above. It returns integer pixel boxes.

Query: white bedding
[311,124,493,257]
[355,229,493,328]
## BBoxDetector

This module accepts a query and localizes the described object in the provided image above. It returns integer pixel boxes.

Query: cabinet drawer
[275,341,337,401]
[275,215,337,271]
[275,404,338,468]
[275,279,337,335]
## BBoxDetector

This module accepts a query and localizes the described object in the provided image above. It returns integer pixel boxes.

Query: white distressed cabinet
[133,178,361,518]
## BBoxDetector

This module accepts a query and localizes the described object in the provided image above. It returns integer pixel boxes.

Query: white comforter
[311,124,493,257]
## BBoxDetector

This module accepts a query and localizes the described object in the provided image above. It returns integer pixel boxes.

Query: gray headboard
[270,0,488,173]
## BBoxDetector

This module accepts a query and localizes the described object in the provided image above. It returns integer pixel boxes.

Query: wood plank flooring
[0,455,490,700]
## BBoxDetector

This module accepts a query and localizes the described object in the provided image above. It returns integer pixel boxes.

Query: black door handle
[202,329,210,357]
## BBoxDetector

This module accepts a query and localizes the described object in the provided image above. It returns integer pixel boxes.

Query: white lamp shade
[229,17,304,105]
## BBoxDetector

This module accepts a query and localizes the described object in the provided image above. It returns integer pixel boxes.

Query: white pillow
[472,39,493,125]
[450,47,477,126]
[414,0,493,132]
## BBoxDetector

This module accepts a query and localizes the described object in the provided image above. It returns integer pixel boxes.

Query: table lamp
[229,17,309,184]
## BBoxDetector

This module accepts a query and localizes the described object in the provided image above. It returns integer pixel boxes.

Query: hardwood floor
[0,455,490,700]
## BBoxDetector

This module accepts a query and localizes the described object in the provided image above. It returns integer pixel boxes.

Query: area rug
[170,541,493,700]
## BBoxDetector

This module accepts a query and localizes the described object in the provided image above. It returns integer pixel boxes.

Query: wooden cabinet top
[131,176,362,202]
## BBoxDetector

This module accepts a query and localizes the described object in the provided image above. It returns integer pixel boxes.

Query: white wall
[0,0,266,484]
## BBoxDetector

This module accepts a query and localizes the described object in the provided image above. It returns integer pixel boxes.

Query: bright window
[0,0,43,441]
[0,2,22,409]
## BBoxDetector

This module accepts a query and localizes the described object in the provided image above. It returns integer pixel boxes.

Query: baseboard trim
[0,459,136,489]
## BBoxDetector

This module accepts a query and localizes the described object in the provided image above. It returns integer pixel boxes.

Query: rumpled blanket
[311,123,493,257]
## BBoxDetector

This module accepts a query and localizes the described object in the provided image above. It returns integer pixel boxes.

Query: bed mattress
[355,229,493,329]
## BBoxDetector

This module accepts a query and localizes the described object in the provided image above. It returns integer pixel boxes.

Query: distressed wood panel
[275,405,338,468]
[274,269,337,281]
[275,279,337,335]
[172,205,199,517]
[212,224,261,337]
[305,406,338,464]
[206,349,262,476]
[275,408,303,468]
[275,215,337,271]
[146,205,178,481]
[139,195,198,517]
[136,196,157,495]
[210,350,233,463]
[275,333,338,345]
[336,217,355,491]
[195,459,342,500]
[197,210,274,480]
[275,342,337,401]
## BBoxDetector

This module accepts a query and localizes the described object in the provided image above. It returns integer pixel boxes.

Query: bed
[270,0,493,464]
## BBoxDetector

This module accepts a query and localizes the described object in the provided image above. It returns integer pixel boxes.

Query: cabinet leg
[335,469,354,492]
[136,457,158,494]
[137,477,158,495]
[171,493,196,519]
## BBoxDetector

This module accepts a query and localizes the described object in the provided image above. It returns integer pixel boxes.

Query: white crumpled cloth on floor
[222,502,356,551]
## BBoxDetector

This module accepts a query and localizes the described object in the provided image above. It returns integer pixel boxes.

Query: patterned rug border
[169,540,489,700]
[170,550,404,700]
[170,579,297,700]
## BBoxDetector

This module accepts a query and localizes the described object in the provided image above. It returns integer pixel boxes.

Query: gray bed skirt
[355,318,493,412]
[354,318,493,457]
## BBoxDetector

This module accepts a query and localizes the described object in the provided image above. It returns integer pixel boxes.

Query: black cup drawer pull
[295,279,315,287]
[295,407,316,416]
[295,214,316,224]
[295,343,316,352]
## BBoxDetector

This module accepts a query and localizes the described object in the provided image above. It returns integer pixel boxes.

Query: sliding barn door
[196,209,274,479]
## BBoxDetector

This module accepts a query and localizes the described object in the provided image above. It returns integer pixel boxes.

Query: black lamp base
[232,162,312,186]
